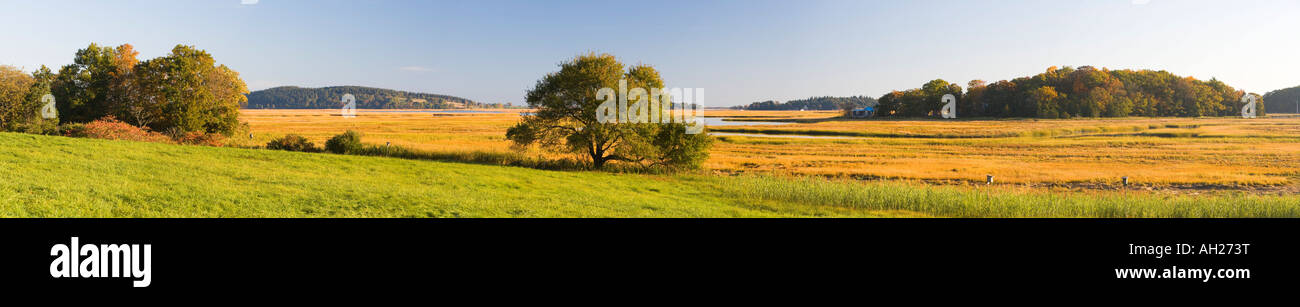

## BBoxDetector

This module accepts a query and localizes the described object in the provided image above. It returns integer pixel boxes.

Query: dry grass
[235,109,1300,192]
[235,109,524,153]
[708,116,1300,190]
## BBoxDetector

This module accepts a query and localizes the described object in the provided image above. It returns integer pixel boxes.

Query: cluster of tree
[0,65,53,132]
[879,66,1262,118]
[245,86,478,109]
[0,43,249,135]
[506,53,712,170]
[1263,85,1300,114]
[733,96,878,111]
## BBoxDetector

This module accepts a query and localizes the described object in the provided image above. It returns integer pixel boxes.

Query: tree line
[245,86,480,109]
[1263,85,1300,114]
[877,66,1263,118]
[734,96,878,111]
[0,43,248,135]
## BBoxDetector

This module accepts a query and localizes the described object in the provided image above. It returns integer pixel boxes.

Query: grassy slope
[3,132,1299,218]
[0,132,910,217]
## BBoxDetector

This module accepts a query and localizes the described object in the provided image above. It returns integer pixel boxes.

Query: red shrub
[66,116,172,143]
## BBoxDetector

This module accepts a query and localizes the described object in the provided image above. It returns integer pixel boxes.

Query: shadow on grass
[350,144,585,170]
[347,144,674,174]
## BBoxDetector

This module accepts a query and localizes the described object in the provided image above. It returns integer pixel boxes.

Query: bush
[67,116,171,143]
[325,130,364,154]
[175,131,226,147]
[266,134,319,152]
[650,123,713,170]
[11,118,59,135]
[58,123,85,136]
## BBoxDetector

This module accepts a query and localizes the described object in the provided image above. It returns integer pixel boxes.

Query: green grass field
[3,132,1300,217]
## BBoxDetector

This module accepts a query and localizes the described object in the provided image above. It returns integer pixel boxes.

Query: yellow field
[234,109,1300,193]
[235,109,523,153]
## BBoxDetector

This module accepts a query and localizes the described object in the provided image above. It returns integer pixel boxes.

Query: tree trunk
[590,145,606,169]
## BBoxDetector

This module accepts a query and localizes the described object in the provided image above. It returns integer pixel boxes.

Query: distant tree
[735,96,877,111]
[961,80,987,116]
[876,91,902,117]
[506,53,712,169]
[883,66,1257,119]
[922,79,962,117]
[838,100,857,117]
[876,79,962,117]
[1027,86,1062,118]
[983,80,1017,117]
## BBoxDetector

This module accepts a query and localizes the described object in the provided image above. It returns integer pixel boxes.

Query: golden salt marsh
[235,109,1300,192]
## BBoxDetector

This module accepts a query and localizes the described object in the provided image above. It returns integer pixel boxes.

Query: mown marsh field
[235,109,1300,192]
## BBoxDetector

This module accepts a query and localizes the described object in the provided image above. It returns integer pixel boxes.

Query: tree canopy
[40,43,249,135]
[880,66,1261,118]
[128,45,248,134]
[506,53,712,169]
[0,65,38,129]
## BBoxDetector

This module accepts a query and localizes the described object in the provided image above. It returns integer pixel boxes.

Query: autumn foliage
[64,116,224,146]
[879,66,1263,118]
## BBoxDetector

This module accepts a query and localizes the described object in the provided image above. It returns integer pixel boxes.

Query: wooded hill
[246,86,477,109]
[733,96,878,110]
[1264,85,1300,114]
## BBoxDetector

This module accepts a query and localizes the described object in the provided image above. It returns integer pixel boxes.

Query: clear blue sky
[2,0,1298,106]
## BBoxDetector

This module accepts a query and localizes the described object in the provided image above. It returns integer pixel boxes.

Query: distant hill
[732,96,878,110]
[245,86,480,109]
[1264,86,1300,114]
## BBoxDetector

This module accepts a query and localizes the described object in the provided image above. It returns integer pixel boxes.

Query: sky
[2,0,1298,107]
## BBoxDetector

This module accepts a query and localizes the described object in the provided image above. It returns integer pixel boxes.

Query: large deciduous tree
[506,53,711,169]
[133,45,248,135]
[51,43,121,123]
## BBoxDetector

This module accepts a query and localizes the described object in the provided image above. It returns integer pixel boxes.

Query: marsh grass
[706,117,1300,187]
[233,110,1300,189]
[718,176,1300,218]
